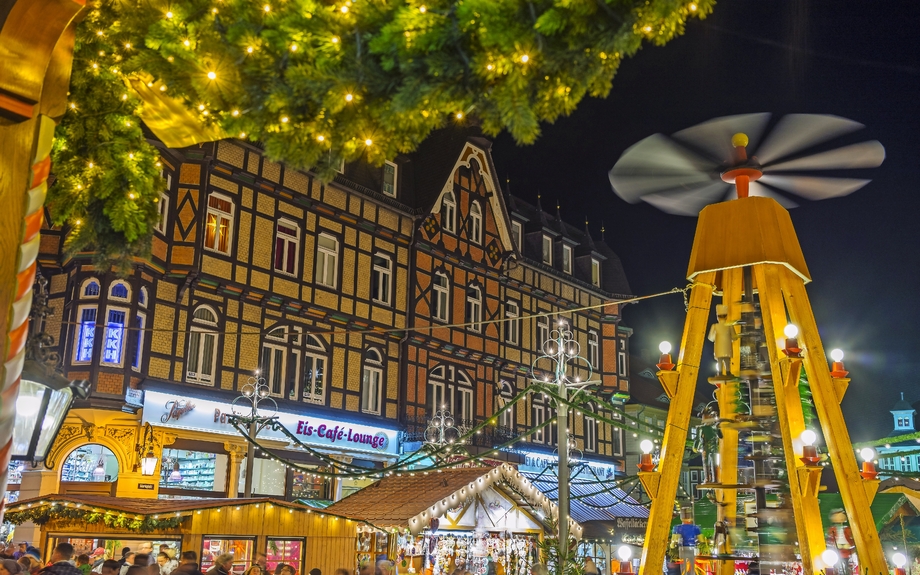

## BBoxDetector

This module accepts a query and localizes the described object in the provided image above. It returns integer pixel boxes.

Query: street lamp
[638,439,656,472]
[530,319,598,560]
[11,275,90,463]
[231,371,278,497]
[800,429,820,466]
[892,552,907,575]
[859,447,878,480]
[133,422,159,476]
[821,548,840,569]
[424,407,462,447]
[617,545,633,573]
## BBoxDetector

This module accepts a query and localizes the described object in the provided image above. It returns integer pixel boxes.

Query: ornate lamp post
[424,407,462,447]
[231,372,278,497]
[531,320,598,561]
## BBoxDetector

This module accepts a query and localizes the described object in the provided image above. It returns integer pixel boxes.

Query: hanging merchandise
[422,533,536,575]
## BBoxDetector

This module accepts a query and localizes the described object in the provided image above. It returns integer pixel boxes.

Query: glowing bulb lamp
[859,447,878,480]
[656,341,674,371]
[783,323,802,357]
[638,439,656,472]
[92,458,106,480]
[168,461,183,482]
[617,545,633,573]
[800,429,821,466]
[891,553,907,575]
[140,450,158,476]
[830,348,849,378]
[822,549,839,569]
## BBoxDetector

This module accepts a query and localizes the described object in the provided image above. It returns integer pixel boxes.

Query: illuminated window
[131,313,145,371]
[74,306,97,363]
[505,301,519,345]
[588,330,599,370]
[204,194,234,255]
[187,305,218,385]
[155,174,170,235]
[465,286,482,332]
[138,287,148,308]
[315,233,338,288]
[432,272,449,322]
[469,202,482,244]
[303,334,327,404]
[361,349,383,415]
[511,220,523,251]
[81,279,100,298]
[428,365,473,424]
[562,245,573,274]
[102,308,128,366]
[371,254,392,305]
[383,161,397,197]
[618,351,627,377]
[442,191,457,233]
[542,235,552,265]
[109,281,130,301]
[274,220,300,276]
[591,258,601,287]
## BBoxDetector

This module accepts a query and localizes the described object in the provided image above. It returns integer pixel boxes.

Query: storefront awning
[326,463,584,537]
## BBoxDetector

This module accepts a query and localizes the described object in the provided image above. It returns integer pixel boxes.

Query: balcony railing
[401,415,518,448]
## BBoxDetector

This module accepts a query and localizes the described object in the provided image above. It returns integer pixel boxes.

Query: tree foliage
[52,0,714,265]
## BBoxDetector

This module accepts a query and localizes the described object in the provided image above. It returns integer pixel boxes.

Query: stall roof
[326,463,583,536]
[6,494,341,520]
[521,470,649,523]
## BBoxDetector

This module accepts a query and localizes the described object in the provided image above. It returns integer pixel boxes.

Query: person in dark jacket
[204,555,232,575]
[171,553,202,575]
[40,544,83,575]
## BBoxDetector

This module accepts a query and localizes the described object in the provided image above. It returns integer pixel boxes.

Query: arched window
[139,287,148,308]
[109,281,130,301]
[465,286,482,332]
[428,364,473,426]
[584,402,597,453]
[441,191,457,233]
[361,348,384,414]
[531,394,546,444]
[61,445,118,483]
[187,305,218,385]
[303,334,327,404]
[432,272,450,322]
[496,380,515,432]
[469,202,482,244]
[261,326,289,397]
[81,279,100,298]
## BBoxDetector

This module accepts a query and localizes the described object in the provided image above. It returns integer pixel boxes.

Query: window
[139,287,148,308]
[371,254,392,305]
[315,233,338,288]
[274,220,300,276]
[361,349,384,414]
[155,174,170,235]
[511,220,523,251]
[536,315,548,347]
[204,194,234,254]
[465,286,482,332]
[585,415,597,453]
[588,331,599,370]
[591,258,601,287]
[442,191,457,233]
[303,334,327,404]
[432,272,449,322]
[74,306,97,363]
[618,351,627,377]
[383,161,397,197]
[505,302,519,345]
[261,328,288,397]
[427,365,474,425]
[109,281,130,301]
[469,202,482,244]
[497,380,515,430]
[81,279,100,298]
[131,313,146,371]
[562,245,573,274]
[101,308,128,366]
[187,305,218,385]
[531,395,545,443]
[542,235,553,265]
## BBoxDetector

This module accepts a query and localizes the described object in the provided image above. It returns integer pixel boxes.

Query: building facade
[15,127,634,540]
[876,393,920,478]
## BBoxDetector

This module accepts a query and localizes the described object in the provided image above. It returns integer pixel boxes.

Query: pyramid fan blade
[755,114,865,165]
[609,134,717,203]
[759,175,871,200]
[764,141,886,172]
[672,113,771,163]
[748,181,799,209]
[641,181,732,216]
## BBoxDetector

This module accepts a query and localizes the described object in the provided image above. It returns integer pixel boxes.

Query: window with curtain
[204,194,234,254]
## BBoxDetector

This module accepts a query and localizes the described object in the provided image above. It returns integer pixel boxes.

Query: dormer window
[511,221,523,251]
[591,258,601,287]
[562,245,573,274]
[383,161,397,197]
[541,235,552,265]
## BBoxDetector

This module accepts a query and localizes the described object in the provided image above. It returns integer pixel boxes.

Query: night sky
[490,1,920,442]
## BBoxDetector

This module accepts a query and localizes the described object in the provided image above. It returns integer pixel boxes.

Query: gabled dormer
[892,392,916,433]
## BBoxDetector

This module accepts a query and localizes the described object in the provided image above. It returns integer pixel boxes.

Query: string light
[160,85,167,91]
[128,192,136,199]
[183,40,191,47]
[121,94,128,100]
[263,4,271,12]
[290,44,298,52]
[124,42,131,49]
[207,71,216,80]
[419,5,427,12]
[247,46,254,53]
[232,110,240,117]
[455,112,463,119]
[643,25,652,32]
[317,135,325,142]
[281,116,289,123]
[165,11,173,19]
[365,138,372,146]
[331,36,339,44]
[689,2,698,10]
[520,54,529,63]
[340,5,349,13]
[486,64,493,70]
[345,93,353,102]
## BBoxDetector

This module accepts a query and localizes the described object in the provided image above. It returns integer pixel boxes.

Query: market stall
[5,494,360,574]
[326,464,583,575]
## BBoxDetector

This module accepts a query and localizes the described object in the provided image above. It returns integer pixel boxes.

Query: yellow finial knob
[732,132,749,148]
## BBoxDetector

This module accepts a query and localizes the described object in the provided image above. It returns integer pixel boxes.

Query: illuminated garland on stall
[54,0,713,266]
[5,503,184,532]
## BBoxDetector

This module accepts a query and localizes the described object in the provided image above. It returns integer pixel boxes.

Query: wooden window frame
[315,233,339,288]
[204,193,235,255]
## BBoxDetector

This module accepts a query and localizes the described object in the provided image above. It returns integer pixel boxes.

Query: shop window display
[418,533,536,575]
[238,458,286,496]
[61,445,118,482]
[577,542,608,575]
[292,469,329,501]
[265,538,303,574]
[160,449,222,492]
[202,538,253,574]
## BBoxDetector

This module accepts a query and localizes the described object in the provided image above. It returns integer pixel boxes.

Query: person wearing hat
[2,559,23,575]
[708,304,739,379]
[671,508,702,575]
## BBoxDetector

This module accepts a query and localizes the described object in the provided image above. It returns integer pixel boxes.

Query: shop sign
[616,517,648,530]
[125,388,144,408]
[137,483,155,490]
[142,390,399,456]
